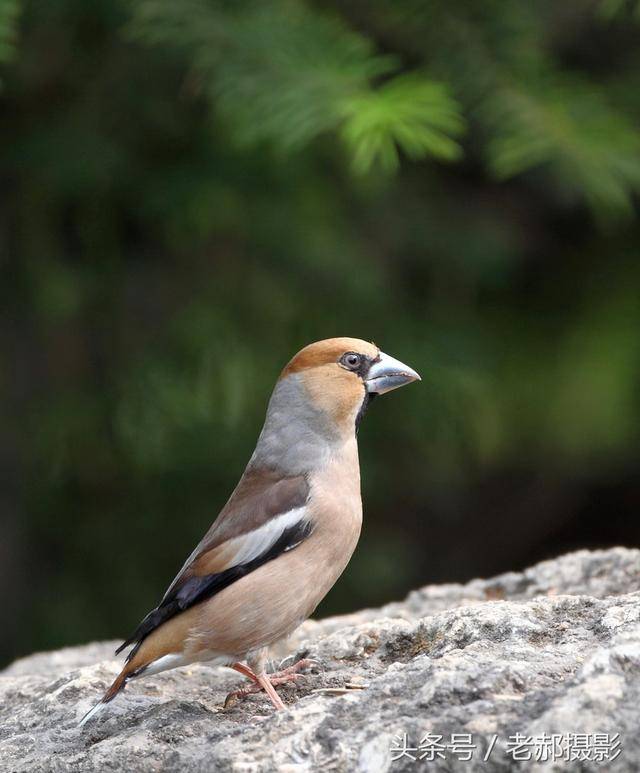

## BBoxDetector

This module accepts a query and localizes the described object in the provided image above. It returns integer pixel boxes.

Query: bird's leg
[224,662,263,708]
[226,661,285,710]
[254,671,286,711]
[225,659,313,710]
[230,661,260,684]
[265,657,316,682]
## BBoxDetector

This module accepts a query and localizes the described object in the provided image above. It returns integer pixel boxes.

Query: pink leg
[254,671,286,711]
[225,659,314,710]
[270,658,315,679]
[230,661,260,683]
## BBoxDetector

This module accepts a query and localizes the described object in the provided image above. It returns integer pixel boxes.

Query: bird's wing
[116,469,311,660]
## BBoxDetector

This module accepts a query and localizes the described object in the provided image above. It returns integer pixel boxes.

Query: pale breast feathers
[116,470,312,661]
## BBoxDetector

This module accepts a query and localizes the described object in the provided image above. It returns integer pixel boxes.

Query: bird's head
[254,338,420,473]
[281,337,420,432]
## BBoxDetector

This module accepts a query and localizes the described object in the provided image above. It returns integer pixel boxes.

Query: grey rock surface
[1,548,639,772]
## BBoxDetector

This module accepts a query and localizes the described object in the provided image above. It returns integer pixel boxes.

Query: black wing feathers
[116,518,313,661]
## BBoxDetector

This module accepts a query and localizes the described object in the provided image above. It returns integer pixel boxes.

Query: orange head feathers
[274,337,420,439]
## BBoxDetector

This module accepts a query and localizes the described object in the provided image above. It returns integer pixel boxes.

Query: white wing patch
[161,506,311,604]
[225,506,309,566]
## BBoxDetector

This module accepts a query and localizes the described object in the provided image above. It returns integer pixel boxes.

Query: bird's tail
[78,668,129,727]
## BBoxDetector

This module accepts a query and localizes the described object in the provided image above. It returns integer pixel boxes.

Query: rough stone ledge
[1,548,639,772]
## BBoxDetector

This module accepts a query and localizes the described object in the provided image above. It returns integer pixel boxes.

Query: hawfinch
[80,337,419,724]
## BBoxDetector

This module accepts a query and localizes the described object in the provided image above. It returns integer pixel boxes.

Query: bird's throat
[355,391,376,433]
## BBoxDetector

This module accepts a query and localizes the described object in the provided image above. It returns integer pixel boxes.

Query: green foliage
[0,0,21,67]
[129,1,464,171]
[126,0,640,219]
[340,76,464,173]
[484,76,640,220]
[597,0,640,20]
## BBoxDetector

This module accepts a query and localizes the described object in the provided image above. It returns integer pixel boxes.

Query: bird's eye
[341,352,362,371]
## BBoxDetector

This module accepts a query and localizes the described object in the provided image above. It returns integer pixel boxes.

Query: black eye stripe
[339,352,375,378]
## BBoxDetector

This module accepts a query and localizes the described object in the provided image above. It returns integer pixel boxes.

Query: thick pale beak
[365,351,421,395]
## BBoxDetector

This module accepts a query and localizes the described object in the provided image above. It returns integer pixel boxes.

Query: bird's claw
[224,658,317,710]
[274,657,317,677]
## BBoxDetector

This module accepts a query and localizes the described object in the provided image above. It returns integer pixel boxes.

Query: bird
[80,337,420,725]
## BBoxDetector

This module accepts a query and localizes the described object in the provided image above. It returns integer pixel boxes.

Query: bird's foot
[225,659,314,710]
[270,657,316,680]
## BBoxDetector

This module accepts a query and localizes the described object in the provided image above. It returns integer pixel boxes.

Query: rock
[1,548,639,772]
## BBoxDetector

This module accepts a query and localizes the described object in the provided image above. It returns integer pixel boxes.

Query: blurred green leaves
[484,77,640,220]
[340,76,464,173]
[597,0,640,21]
[127,0,640,220]
[0,0,21,69]
[129,1,464,172]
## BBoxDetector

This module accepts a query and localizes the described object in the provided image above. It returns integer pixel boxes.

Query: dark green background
[2,0,639,668]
